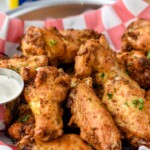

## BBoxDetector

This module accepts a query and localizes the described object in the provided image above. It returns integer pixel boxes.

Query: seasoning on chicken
[0,55,49,74]
[75,35,150,147]
[117,50,150,89]
[21,26,101,66]
[23,66,70,141]
[67,77,121,150]
[122,19,150,52]
[8,103,35,150]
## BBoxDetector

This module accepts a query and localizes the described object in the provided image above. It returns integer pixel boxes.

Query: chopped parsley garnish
[132,98,144,110]
[49,39,58,47]
[147,51,150,59]
[125,69,131,75]
[18,115,30,123]
[124,102,129,107]
[88,143,93,147]
[100,73,105,79]
[107,93,113,99]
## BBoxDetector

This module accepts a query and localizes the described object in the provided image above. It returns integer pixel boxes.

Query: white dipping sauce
[0,75,21,104]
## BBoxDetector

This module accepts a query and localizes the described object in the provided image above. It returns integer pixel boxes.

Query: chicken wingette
[0,55,48,74]
[122,19,150,53]
[75,35,150,147]
[23,66,70,141]
[33,134,93,150]
[67,77,121,150]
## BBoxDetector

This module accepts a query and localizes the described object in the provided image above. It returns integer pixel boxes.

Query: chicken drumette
[67,77,121,150]
[75,35,150,147]
[23,66,70,142]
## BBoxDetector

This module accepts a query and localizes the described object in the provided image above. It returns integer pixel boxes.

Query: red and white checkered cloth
[0,0,150,149]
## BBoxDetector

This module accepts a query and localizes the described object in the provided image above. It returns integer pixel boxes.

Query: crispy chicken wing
[122,19,150,52]
[23,66,70,141]
[0,55,48,74]
[75,36,150,147]
[117,50,150,89]
[8,103,35,149]
[67,77,121,150]
[21,26,79,65]
[33,134,93,150]
[21,26,101,65]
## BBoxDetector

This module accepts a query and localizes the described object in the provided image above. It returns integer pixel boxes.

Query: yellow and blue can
[9,0,38,9]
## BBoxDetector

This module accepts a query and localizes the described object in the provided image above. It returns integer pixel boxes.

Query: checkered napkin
[0,0,150,149]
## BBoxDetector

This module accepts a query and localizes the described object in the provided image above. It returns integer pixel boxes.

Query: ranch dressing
[0,75,21,104]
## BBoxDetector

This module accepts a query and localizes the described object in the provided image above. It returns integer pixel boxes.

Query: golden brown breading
[67,77,121,150]
[0,55,48,74]
[75,36,150,147]
[117,50,150,89]
[33,134,93,150]
[23,66,71,142]
[145,90,150,116]
[60,29,101,47]
[21,26,79,65]
[21,27,101,66]
[122,19,150,52]
[4,97,20,128]
[8,104,35,145]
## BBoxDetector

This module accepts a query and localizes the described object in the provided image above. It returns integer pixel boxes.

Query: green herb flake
[132,98,144,110]
[125,70,131,75]
[139,98,144,104]
[107,93,113,99]
[138,105,143,110]
[124,102,129,107]
[49,39,58,47]
[18,115,30,123]
[147,51,150,59]
[88,143,93,147]
[100,73,105,79]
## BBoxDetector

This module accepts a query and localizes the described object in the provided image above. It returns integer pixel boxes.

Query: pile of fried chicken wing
[0,19,150,150]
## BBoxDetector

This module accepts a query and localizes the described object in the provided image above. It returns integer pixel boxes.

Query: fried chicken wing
[0,55,48,74]
[21,26,101,65]
[23,66,70,141]
[117,50,150,89]
[8,103,35,149]
[67,77,121,150]
[122,19,150,52]
[75,36,150,147]
[33,134,93,150]
[21,26,79,65]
